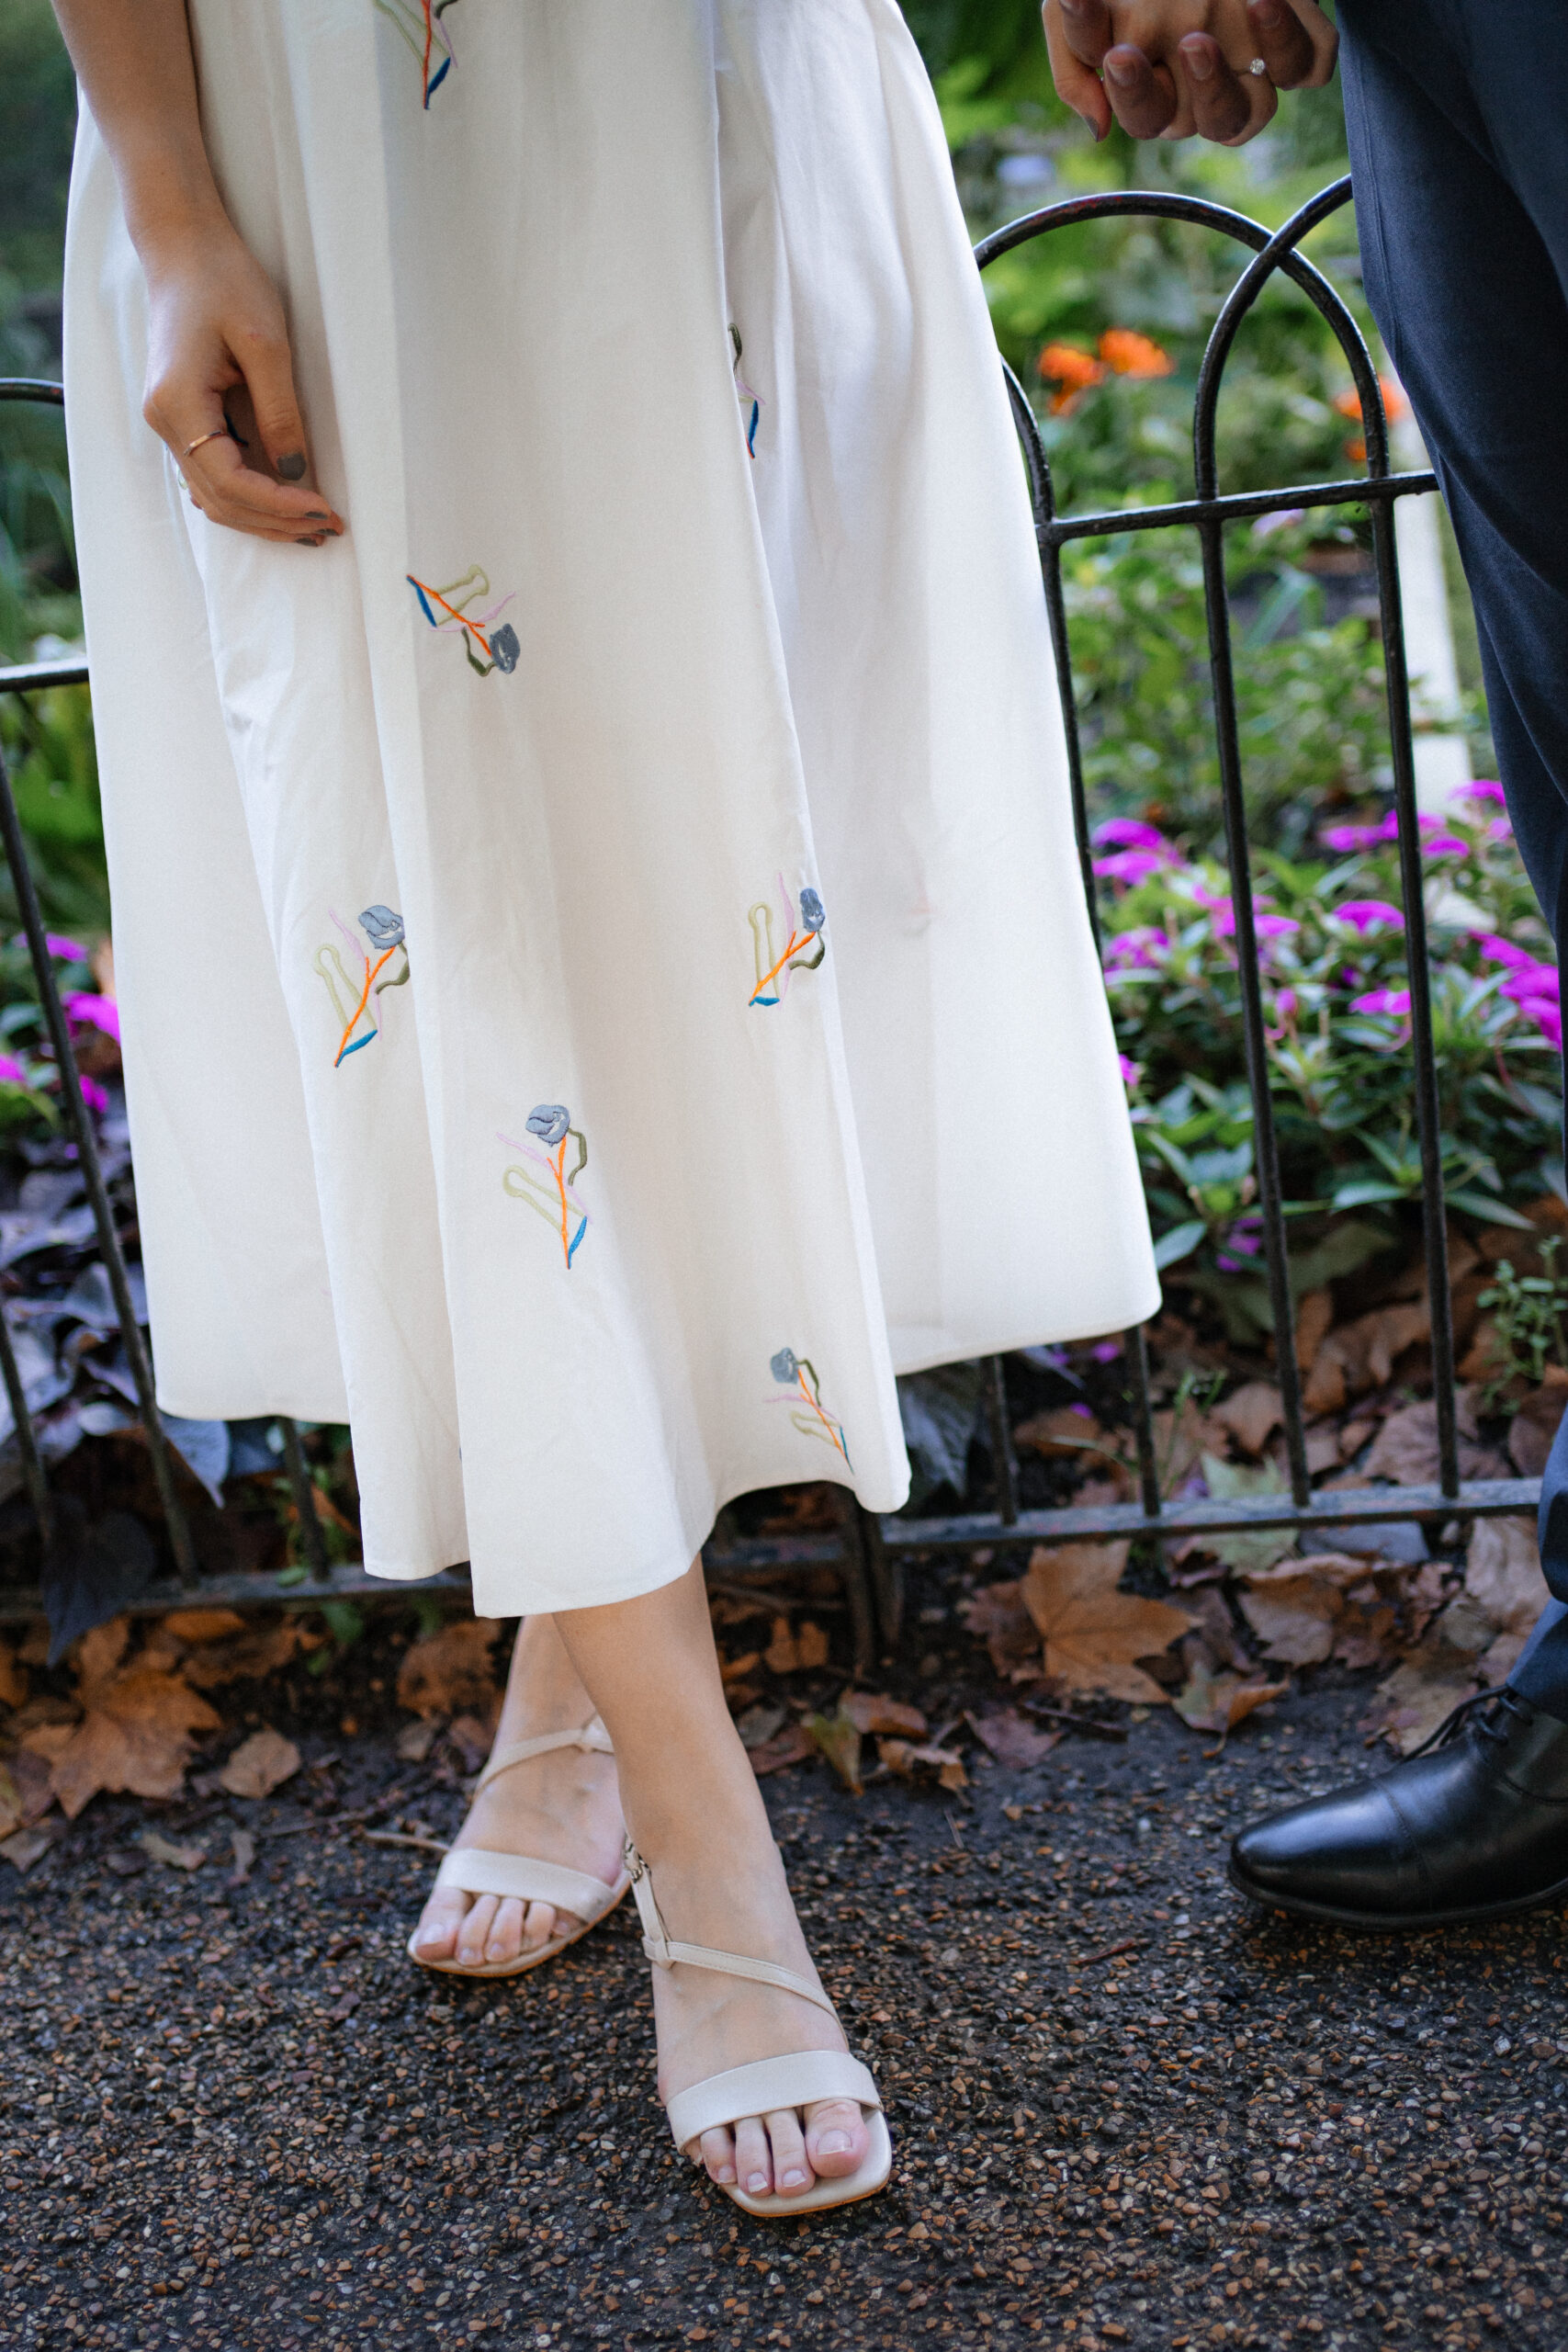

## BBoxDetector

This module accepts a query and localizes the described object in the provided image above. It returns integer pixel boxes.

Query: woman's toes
[412,1888,468,1961]
[483,1897,527,1963]
[456,1894,501,1964]
[733,2115,773,2200]
[765,2106,812,2197]
[520,1899,562,1953]
[805,2098,868,2179]
[694,2127,738,2187]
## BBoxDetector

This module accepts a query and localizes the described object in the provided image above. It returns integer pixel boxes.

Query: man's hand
[1043,0,1337,145]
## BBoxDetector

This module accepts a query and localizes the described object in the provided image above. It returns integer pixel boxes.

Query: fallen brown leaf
[1370,1659,1481,1755]
[748,1722,813,1777]
[1011,1406,1127,1477]
[1237,1565,1343,1666]
[445,1713,493,1774]
[1509,1370,1568,1477]
[1303,1299,1430,1417]
[877,1738,969,1792]
[0,1763,19,1838]
[841,1691,928,1737]
[1172,1662,1288,1737]
[396,1620,503,1721]
[219,1727,302,1800]
[1213,1382,1284,1460]
[960,1581,1042,1681]
[1021,1544,1191,1705]
[26,1657,221,1820]
[1294,1287,1335,1372]
[178,1617,311,1689]
[394,1719,441,1763]
[161,1609,248,1644]
[1181,1586,1251,1671]
[761,1617,830,1674]
[805,1707,863,1793]
[1361,1396,1506,1486]
[1,1826,54,1872]
[0,1636,28,1711]
[140,1828,208,1871]
[1462,1516,1551,1683]
[964,1707,1064,1769]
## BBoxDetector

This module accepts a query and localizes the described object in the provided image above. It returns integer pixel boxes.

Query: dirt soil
[4,1617,1567,2352]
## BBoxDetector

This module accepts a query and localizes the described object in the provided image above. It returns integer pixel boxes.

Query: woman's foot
[411,1613,626,1970]
[642,1821,873,2199]
[552,1557,876,2201]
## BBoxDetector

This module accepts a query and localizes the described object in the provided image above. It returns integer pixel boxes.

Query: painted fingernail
[276,453,307,481]
[819,2131,852,2154]
[1182,38,1216,77]
[1104,52,1138,85]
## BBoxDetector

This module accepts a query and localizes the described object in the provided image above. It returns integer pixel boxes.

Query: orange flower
[1333,375,1409,424]
[1098,328,1174,379]
[1040,342,1104,390]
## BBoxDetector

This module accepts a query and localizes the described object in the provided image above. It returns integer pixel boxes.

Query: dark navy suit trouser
[1336,0,1568,1713]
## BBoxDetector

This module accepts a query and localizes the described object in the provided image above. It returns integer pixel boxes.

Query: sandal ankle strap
[624,1840,838,2019]
[475,1717,614,1794]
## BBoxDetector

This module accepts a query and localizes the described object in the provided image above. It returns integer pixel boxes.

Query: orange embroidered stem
[335,945,397,1067]
[416,581,492,656]
[796,1368,847,1462]
[750,929,808,1003]
[553,1137,570,1267]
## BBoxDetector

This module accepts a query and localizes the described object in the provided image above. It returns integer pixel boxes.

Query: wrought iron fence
[0,178,1546,1668]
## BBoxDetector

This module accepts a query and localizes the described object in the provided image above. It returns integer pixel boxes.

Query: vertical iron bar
[0,733,199,1584]
[1040,523,1102,956]
[859,1501,903,1653]
[278,1417,333,1582]
[834,1487,876,1677]
[982,1354,1021,1526]
[1369,492,1459,1496]
[1196,513,1313,1508]
[1125,1322,1162,1520]
[0,1301,54,1554]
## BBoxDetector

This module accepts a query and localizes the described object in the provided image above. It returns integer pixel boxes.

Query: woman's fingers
[1251,0,1337,85]
[1042,0,1114,138]
[1102,42,1180,138]
[233,314,312,483]
[180,430,338,537]
[1176,32,1257,140]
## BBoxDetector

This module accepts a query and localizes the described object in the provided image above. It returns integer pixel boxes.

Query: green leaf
[1329,1179,1406,1209]
[1153,1219,1207,1270]
[1445,1190,1537,1229]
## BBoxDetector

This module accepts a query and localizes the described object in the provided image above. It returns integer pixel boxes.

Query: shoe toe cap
[1231,1786,1420,1917]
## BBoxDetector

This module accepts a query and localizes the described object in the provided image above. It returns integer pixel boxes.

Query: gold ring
[184,428,231,458]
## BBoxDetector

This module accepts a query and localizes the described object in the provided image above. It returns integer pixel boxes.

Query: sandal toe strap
[665,2052,881,2150]
[475,1719,614,1793]
[434,1848,626,1921]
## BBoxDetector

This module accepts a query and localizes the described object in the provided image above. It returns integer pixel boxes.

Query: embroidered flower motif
[314,903,411,1066]
[729,325,761,459]
[407,567,519,677]
[526,1103,571,1148]
[749,876,827,1007]
[375,0,461,107]
[766,1349,851,1466]
[502,1106,589,1269]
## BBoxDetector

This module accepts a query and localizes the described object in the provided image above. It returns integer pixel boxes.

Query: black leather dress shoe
[1229,1689,1568,1928]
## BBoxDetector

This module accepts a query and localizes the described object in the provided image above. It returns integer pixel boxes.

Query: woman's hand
[140,220,344,544]
[1043,0,1337,144]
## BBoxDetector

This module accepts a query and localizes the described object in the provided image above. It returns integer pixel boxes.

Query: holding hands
[1043,0,1337,144]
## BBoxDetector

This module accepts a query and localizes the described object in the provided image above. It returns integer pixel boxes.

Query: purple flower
[1117,1054,1142,1089]
[79,1076,108,1114]
[1350,987,1412,1017]
[1463,780,1506,806]
[1421,832,1470,858]
[1532,1001,1563,1050]
[1093,849,1168,884]
[1501,965,1560,1007]
[1334,899,1404,935]
[0,1055,28,1086]
[1089,1339,1122,1363]
[64,991,120,1043]
[1270,988,1299,1026]
[1255,914,1300,940]
[1323,811,1399,853]
[1105,927,1168,971]
[1251,508,1304,539]
[1478,934,1535,970]
[46,933,87,962]
[1093,818,1170,853]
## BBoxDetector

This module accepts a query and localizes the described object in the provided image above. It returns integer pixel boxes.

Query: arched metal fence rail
[0,178,1546,1665]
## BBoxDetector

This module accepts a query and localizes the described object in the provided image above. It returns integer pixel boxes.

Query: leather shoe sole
[1227,1849,1568,1931]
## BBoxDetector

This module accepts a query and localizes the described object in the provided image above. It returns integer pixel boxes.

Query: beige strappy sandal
[407,1719,631,1980]
[626,1839,893,2218]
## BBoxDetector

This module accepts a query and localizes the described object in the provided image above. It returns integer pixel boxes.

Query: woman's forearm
[51,0,229,259]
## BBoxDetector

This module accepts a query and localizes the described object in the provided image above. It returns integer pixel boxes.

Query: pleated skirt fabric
[62,0,1159,1612]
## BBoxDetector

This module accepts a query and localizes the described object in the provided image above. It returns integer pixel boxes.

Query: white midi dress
[62,0,1159,1614]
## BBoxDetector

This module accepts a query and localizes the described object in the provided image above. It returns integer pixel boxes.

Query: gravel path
[5,1639,1567,2350]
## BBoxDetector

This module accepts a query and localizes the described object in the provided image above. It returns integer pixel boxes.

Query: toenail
[747,2171,769,2192]
[782,2166,807,2188]
[818,2131,852,2154]
[716,2165,736,2184]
